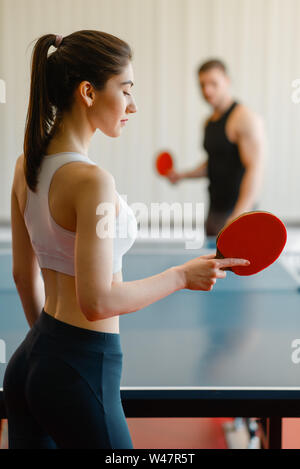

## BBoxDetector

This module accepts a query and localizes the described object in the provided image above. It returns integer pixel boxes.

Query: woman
[3,30,249,449]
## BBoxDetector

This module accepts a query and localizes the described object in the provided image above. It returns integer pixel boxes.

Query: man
[167,59,265,236]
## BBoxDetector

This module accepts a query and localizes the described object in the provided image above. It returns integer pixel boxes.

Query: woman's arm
[87,265,184,320]
[10,156,45,327]
[13,274,45,328]
[73,169,249,321]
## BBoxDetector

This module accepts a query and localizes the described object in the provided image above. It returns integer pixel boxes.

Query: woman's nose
[127,96,137,114]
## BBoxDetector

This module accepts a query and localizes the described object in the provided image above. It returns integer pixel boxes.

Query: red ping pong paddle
[215,211,287,276]
[155,151,174,176]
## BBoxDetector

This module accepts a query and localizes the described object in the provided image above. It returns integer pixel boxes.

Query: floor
[1,417,300,449]
[128,418,300,449]
[128,418,231,449]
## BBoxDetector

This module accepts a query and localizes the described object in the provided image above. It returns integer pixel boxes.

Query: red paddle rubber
[156,152,174,176]
[215,211,287,276]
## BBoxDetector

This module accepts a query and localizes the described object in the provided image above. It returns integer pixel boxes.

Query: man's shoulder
[233,103,262,121]
[203,115,212,128]
[232,103,264,132]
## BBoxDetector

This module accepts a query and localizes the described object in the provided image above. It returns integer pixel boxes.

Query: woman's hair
[23,30,133,192]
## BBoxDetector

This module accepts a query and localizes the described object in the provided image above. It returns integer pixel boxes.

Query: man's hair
[197,59,227,75]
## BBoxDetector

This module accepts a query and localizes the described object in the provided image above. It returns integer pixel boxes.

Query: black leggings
[3,309,133,449]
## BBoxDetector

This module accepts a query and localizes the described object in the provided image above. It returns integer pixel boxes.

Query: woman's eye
[123,92,130,96]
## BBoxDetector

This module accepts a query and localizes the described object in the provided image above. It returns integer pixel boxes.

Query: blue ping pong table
[1,243,300,449]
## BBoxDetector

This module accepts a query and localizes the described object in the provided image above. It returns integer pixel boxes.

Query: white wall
[0,0,300,222]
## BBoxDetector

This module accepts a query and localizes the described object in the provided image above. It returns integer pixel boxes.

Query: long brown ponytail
[23,30,133,192]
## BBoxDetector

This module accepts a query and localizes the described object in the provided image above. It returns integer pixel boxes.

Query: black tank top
[203,101,245,212]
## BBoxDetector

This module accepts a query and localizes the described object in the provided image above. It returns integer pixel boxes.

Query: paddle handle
[215,247,232,272]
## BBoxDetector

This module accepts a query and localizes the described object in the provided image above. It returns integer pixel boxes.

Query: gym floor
[1,418,300,449]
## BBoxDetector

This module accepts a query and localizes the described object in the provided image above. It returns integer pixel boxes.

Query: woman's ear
[77,81,96,107]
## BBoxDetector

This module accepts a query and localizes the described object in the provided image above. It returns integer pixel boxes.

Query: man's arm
[181,160,208,179]
[167,116,211,184]
[227,108,265,222]
[166,160,208,184]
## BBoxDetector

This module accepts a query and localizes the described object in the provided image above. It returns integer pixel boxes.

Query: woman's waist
[28,308,121,354]
[52,310,120,334]
[44,298,120,334]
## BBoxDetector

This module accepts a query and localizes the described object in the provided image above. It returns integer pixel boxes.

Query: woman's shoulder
[70,161,115,188]
[67,162,118,211]
[14,153,25,190]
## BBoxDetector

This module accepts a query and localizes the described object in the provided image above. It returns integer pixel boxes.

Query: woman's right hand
[178,253,250,291]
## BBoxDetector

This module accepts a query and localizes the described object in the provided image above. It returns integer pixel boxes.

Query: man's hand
[166,169,184,184]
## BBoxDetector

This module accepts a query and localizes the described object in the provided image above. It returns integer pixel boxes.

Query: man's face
[198,68,230,108]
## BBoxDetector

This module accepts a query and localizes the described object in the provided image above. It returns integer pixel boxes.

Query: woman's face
[88,62,137,137]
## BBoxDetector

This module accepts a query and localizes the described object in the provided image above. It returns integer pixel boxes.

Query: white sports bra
[24,152,137,275]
